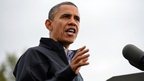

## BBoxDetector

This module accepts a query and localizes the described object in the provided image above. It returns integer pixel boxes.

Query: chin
[59,37,75,45]
[61,39,74,45]
[68,41,74,44]
[68,38,75,43]
[65,40,74,44]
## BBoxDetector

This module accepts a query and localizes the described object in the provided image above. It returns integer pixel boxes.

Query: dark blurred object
[107,72,144,81]
[122,44,144,71]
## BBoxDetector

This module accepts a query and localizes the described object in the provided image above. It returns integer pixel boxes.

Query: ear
[45,19,53,31]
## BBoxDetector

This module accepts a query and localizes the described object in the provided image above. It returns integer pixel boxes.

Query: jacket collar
[39,37,69,64]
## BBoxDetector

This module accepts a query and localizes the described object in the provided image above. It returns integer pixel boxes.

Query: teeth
[66,28,75,33]
[69,29,74,33]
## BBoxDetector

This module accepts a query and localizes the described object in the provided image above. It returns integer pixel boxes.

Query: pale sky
[1,0,144,81]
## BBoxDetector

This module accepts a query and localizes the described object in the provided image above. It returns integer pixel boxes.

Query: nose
[68,17,77,26]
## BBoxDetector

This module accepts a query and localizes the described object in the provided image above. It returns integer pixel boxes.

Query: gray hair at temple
[48,1,78,20]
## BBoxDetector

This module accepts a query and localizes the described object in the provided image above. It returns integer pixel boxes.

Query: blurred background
[0,0,144,81]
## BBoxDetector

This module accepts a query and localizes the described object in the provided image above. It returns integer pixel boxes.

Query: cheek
[53,23,63,36]
[77,26,80,33]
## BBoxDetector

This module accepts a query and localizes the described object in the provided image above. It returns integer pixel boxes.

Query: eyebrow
[60,13,71,18]
[60,13,80,21]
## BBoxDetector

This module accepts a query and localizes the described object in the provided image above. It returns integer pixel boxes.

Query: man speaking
[13,1,90,81]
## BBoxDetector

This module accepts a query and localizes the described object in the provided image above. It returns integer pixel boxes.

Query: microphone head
[122,44,144,70]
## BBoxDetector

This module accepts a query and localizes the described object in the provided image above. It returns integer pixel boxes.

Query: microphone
[122,44,144,71]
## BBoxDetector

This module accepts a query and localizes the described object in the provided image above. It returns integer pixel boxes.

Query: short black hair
[48,1,78,20]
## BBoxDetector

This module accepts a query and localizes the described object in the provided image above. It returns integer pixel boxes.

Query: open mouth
[65,28,76,34]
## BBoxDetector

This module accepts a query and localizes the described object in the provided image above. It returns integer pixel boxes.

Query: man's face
[49,5,80,46]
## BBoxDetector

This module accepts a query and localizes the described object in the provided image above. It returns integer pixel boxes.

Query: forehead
[55,5,80,17]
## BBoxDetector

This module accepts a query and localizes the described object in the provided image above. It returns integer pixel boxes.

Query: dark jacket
[13,38,83,81]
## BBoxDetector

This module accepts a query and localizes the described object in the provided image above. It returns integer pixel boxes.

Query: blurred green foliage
[0,53,18,81]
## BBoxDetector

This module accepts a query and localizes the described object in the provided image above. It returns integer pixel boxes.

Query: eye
[74,16,80,22]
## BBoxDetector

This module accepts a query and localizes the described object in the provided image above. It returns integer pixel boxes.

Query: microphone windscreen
[122,44,144,70]
[122,44,144,63]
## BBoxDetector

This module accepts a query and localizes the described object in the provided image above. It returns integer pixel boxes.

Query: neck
[61,43,70,49]
[49,37,71,49]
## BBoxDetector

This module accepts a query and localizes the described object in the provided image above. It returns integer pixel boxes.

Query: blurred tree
[0,52,18,81]
[0,63,6,81]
